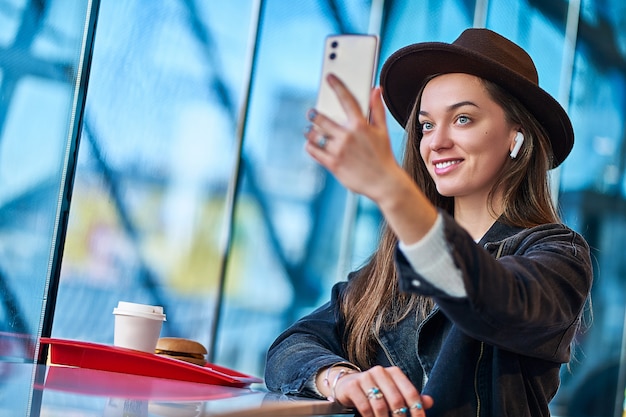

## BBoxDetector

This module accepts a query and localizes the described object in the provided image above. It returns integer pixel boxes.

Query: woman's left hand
[304,73,406,205]
[305,73,438,245]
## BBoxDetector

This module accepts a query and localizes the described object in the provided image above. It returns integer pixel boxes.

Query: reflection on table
[0,363,350,417]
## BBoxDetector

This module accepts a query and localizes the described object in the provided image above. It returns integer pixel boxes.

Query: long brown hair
[340,77,560,369]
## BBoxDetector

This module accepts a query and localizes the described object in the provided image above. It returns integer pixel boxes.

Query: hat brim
[380,42,574,168]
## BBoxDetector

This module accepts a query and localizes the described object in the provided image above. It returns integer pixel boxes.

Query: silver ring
[317,135,328,149]
[410,401,423,410]
[393,407,408,415]
[365,386,384,400]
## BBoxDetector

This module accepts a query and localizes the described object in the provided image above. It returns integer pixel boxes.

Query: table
[0,362,350,417]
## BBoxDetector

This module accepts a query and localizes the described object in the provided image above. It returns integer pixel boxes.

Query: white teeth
[435,160,460,169]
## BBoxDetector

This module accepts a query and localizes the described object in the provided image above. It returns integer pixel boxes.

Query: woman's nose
[426,126,453,151]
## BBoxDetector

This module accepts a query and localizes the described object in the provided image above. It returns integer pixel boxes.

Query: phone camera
[329,52,337,60]
[331,41,338,48]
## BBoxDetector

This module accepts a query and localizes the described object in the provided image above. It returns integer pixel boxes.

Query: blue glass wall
[3,1,626,416]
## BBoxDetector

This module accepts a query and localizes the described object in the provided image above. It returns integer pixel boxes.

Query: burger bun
[155,337,207,366]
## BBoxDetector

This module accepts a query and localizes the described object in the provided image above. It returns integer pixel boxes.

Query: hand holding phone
[315,34,379,126]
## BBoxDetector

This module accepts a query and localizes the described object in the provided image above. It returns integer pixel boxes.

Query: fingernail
[307,108,317,121]
[303,124,312,135]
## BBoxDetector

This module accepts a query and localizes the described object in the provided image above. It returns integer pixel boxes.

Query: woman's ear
[510,131,524,158]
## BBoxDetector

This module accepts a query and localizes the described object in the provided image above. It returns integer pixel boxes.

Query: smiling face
[418,73,519,206]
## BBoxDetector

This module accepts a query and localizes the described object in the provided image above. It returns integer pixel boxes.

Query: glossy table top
[0,362,348,417]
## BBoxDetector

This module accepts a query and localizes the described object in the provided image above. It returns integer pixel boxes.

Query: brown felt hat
[380,28,574,168]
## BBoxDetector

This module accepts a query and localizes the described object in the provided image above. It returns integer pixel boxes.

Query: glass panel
[557,0,626,414]
[213,0,376,373]
[0,0,98,415]
[53,0,255,372]
[563,57,625,194]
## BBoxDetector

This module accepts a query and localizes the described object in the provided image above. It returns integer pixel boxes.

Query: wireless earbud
[510,131,524,159]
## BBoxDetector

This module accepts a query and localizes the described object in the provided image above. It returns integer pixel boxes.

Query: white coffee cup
[112,301,166,353]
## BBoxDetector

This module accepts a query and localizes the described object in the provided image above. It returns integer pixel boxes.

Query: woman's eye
[421,121,433,131]
[457,115,470,125]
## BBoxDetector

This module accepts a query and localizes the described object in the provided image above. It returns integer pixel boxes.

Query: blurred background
[1,0,626,416]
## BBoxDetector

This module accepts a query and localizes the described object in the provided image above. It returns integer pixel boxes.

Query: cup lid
[113,301,166,321]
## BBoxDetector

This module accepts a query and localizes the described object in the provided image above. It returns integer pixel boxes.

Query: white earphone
[510,131,524,159]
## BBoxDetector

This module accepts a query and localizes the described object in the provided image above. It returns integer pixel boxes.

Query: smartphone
[315,34,379,126]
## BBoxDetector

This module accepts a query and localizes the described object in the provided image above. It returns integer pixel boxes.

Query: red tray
[40,338,262,388]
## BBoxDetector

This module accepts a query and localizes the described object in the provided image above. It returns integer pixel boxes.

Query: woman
[265,28,592,417]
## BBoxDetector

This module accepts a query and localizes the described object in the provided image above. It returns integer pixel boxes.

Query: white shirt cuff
[398,214,467,298]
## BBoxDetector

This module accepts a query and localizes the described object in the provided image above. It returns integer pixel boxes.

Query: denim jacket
[265,213,592,416]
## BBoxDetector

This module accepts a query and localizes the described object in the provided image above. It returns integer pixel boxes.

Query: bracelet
[329,368,359,404]
[328,369,347,402]
[323,361,361,390]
